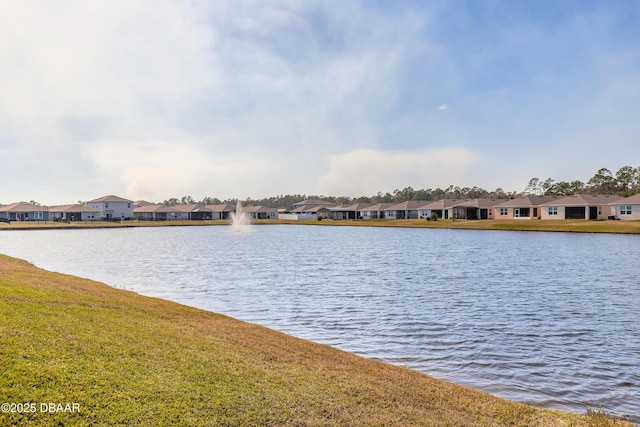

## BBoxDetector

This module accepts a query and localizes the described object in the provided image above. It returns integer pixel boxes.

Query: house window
[33,212,44,220]
[500,208,508,216]
[127,203,131,208]
[105,202,109,208]
[548,207,558,215]
[621,205,632,215]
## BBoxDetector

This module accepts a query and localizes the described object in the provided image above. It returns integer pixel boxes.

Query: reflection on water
[1,225,638,421]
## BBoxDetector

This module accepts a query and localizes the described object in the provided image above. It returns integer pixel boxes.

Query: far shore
[1,217,640,234]
[1,253,634,426]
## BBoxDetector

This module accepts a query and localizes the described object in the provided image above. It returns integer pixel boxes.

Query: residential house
[243,205,278,219]
[50,204,100,222]
[205,204,236,220]
[418,199,470,219]
[385,201,430,219]
[133,204,181,220]
[87,195,134,220]
[172,204,215,220]
[329,203,372,220]
[609,193,640,220]
[451,198,508,220]
[358,203,396,219]
[0,202,50,221]
[292,199,336,210]
[493,195,558,220]
[540,194,621,220]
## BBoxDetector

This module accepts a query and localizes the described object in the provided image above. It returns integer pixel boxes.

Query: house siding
[611,204,640,220]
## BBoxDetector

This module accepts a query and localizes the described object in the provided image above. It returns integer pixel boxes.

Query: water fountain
[230,200,250,232]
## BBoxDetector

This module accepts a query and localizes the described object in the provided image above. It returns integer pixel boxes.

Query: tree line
[157,165,639,209]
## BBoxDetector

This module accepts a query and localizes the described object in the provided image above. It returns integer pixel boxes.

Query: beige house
[494,195,558,220]
[610,194,640,220]
[540,194,621,220]
[205,204,236,220]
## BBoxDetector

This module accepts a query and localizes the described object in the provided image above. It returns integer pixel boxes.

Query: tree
[615,166,638,196]
[587,168,616,195]
[524,178,543,195]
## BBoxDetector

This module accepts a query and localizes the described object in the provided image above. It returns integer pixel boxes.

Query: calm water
[1,225,638,421]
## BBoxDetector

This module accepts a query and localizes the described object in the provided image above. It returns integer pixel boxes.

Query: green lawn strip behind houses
[0,254,633,426]
[2,218,640,234]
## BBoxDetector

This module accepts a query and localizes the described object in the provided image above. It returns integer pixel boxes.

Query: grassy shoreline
[0,254,633,426]
[1,218,640,234]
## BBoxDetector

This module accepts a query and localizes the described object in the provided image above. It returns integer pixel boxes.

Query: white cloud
[0,1,430,204]
[317,148,481,196]
[438,104,450,110]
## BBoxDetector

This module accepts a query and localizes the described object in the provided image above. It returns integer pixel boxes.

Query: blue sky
[1,0,639,204]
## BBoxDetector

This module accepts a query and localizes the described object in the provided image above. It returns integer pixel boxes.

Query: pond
[1,224,638,421]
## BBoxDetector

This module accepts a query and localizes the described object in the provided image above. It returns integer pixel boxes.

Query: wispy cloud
[318,148,481,196]
[0,1,639,204]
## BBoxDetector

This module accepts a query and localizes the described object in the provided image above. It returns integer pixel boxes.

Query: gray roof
[87,195,133,203]
[0,202,49,212]
[386,201,431,211]
[494,195,559,208]
[205,204,235,213]
[419,199,470,210]
[330,203,374,211]
[243,205,278,213]
[540,194,623,206]
[609,193,640,205]
[358,203,396,211]
[134,204,181,213]
[49,204,100,213]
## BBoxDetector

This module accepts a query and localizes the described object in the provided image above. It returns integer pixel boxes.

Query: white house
[610,193,640,220]
[87,195,134,220]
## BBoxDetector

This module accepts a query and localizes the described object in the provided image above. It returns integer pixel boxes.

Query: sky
[1,0,639,205]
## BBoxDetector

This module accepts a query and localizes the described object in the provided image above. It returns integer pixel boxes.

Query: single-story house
[292,199,336,210]
[358,203,396,219]
[385,201,430,219]
[0,202,50,222]
[278,204,332,220]
[454,198,509,220]
[50,204,100,222]
[540,194,621,220]
[205,204,236,220]
[330,203,372,220]
[87,195,134,220]
[243,205,278,219]
[494,195,559,220]
[171,204,215,220]
[417,199,470,219]
[609,193,640,220]
[134,204,181,220]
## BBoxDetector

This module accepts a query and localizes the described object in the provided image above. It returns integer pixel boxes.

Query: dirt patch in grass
[0,255,634,426]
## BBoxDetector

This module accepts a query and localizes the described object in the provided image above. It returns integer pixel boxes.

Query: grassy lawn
[2,218,640,234]
[0,255,633,426]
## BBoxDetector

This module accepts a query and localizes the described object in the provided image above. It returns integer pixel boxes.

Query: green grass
[254,218,640,234]
[0,255,634,426]
[3,218,640,235]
